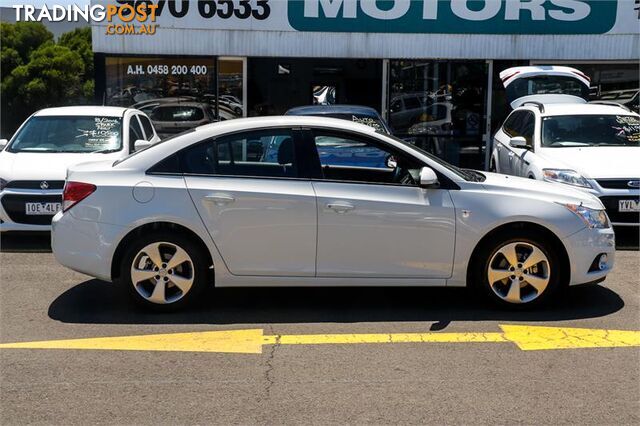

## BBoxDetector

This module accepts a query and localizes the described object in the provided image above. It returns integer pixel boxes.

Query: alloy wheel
[130,242,195,304]
[487,241,550,304]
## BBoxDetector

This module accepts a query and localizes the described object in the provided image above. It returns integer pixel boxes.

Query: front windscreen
[542,115,640,147]
[8,116,123,153]
[506,76,589,104]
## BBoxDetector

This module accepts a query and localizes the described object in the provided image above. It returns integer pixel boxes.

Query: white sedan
[0,106,160,232]
[52,117,615,311]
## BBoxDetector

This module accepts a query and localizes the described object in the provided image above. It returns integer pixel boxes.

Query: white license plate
[618,200,640,212]
[25,202,61,215]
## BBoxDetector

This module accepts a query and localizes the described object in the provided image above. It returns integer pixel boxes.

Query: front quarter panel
[447,183,586,286]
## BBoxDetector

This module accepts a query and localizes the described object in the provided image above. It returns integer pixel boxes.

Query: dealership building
[91,0,639,169]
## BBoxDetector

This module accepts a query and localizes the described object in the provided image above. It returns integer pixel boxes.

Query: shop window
[103,56,246,138]
[389,60,487,168]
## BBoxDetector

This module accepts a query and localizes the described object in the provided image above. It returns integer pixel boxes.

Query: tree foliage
[1,23,93,137]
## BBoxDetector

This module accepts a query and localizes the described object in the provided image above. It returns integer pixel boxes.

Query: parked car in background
[285,105,392,134]
[286,105,394,168]
[491,66,639,230]
[0,106,160,232]
[52,116,615,311]
[132,97,197,116]
[150,102,216,138]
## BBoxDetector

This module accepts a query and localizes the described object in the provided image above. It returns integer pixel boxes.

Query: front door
[183,128,317,277]
[308,129,456,278]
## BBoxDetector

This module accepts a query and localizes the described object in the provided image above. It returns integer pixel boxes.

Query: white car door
[308,129,456,278]
[184,128,317,277]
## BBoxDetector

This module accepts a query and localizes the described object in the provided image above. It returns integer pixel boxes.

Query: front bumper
[583,180,639,228]
[0,188,63,232]
[563,226,616,286]
[51,211,127,281]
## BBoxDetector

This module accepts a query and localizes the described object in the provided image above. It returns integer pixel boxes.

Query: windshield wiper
[462,169,486,182]
[92,148,120,154]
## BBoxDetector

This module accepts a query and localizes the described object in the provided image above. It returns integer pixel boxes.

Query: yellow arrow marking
[0,325,638,354]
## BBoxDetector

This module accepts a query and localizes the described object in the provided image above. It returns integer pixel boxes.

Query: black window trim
[147,126,311,182]
[301,127,460,190]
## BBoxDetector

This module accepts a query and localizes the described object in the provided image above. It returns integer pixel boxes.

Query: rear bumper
[51,211,126,281]
[563,226,616,286]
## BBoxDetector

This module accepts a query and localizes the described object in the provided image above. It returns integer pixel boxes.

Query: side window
[503,111,522,137]
[138,115,155,141]
[182,129,298,178]
[128,116,144,152]
[311,130,423,185]
[520,112,536,147]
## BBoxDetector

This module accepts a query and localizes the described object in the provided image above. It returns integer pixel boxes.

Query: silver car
[52,116,615,311]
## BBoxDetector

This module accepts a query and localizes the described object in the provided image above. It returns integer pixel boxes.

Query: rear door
[184,128,317,277]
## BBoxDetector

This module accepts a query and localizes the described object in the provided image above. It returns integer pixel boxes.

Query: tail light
[62,181,96,212]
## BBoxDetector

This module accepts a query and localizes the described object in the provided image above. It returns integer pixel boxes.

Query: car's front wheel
[120,233,209,311]
[473,234,562,307]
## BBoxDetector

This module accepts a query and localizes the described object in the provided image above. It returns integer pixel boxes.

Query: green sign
[288,0,619,34]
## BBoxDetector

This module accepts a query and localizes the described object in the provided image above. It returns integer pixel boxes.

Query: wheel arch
[466,221,570,288]
[111,221,214,282]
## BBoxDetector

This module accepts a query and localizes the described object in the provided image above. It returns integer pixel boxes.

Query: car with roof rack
[491,66,640,230]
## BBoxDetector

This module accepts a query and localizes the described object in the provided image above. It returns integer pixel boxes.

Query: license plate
[25,202,61,215]
[618,200,640,212]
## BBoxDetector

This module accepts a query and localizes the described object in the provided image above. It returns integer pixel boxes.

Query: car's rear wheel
[473,234,562,308]
[120,233,209,311]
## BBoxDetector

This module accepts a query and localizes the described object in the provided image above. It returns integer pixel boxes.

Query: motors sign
[289,0,619,34]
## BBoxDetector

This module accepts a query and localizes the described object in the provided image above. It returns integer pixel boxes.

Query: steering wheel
[391,166,416,185]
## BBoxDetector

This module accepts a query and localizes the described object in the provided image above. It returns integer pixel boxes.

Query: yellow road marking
[0,325,638,354]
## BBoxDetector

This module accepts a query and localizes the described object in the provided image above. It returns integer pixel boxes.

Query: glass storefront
[99,55,245,138]
[388,60,488,168]
[96,55,637,168]
[534,63,639,113]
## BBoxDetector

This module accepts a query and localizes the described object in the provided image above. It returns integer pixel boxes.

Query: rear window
[322,113,387,133]
[507,76,589,102]
[151,106,204,122]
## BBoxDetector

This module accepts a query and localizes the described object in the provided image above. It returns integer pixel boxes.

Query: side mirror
[419,166,439,188]
[509,136,529,149]
[0,139,8,150]
[134,139,152,151]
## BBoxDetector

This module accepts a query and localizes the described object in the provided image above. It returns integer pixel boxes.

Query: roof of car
[286,105,382,117]
[34,106,129,117]
[521,102,637,117]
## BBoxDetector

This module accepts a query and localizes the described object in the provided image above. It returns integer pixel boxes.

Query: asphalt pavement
[0,233,638,425]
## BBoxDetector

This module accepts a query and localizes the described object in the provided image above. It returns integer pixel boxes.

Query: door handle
[204,194,235,206]
[326,202,355,213]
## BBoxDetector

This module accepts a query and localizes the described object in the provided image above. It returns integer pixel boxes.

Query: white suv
[491,66,640,229]
[0,106,160,232]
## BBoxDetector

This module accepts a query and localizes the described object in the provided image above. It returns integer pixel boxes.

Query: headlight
[563,203,610,229]
[0,178,7,191]
[543,169,592,188]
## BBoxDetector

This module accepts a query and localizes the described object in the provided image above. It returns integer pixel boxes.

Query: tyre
[120,232,210,311]
[472,233,563,308]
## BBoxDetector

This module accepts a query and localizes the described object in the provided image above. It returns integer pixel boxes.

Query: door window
[311,130,422,185]
[128,116,144,152]
[520,112,536,147]
[503,111,524,137]
[138,115,155,140]
[182,129,298,178]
